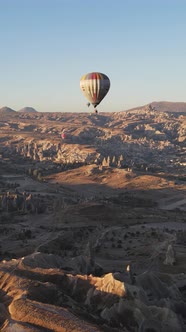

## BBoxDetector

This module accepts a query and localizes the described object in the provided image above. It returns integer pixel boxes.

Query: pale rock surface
[164,244,176,265]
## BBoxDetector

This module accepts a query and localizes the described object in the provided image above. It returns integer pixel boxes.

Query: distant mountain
[151,101,186,113]
[18,107,38,113]
[0,106,16,114]
[126,101,186,113]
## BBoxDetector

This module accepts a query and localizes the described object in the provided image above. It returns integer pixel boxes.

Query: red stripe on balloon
[86,72,100,80]
[93,93,97,102]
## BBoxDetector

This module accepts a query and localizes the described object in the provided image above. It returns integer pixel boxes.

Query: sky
[0,0,186,113]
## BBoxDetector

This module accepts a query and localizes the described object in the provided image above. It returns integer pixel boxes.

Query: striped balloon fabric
[80,72,110,108]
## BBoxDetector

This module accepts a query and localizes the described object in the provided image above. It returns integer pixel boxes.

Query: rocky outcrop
[0,254,185,332]
[164,244,176,265]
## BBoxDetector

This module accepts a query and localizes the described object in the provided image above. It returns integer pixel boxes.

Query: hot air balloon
[61,132,67,140]
[80,72,110,112]
[61,129,68,140]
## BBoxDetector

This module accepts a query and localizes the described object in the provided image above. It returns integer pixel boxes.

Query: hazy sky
[0,0,186,112]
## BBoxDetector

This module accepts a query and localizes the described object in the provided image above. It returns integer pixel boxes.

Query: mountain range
[0,106,38,114]
[0,101,186,115]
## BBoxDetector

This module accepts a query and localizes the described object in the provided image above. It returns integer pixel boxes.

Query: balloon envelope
[80,72,110,108]
[61,129,68,139]
[61,133,67,139]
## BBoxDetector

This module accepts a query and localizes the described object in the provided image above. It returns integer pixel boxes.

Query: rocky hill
[126,101,186,113]
[0,106,16,114]
[18,107,38,113]
[151,101,186,113]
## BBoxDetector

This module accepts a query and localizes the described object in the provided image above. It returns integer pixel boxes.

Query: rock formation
[164,244,176,265]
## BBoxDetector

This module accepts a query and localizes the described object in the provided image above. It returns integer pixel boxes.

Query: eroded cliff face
[0,253,185,332]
